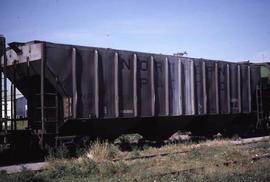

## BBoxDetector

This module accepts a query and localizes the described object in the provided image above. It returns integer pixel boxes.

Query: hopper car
[0,36,269,147]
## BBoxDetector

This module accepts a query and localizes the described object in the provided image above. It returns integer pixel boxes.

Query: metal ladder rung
[255,85,270,129]
[36,89,59,140]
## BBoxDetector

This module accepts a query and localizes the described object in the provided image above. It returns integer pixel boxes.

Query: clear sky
[1,0,270,62]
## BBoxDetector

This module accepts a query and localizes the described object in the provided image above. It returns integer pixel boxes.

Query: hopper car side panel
[194,60,205,115]
[154,55,169,116]
[241,65,251,113]
[168,57,182,116]
[118,52,136,118]
[205,61,219,114]
[230,64,241,113]
[4,42,262,122]
[181,58,194,115]
[37,43,263,118]
[218,62,230,114]
[250,66,261,111]
[137,53,155,117]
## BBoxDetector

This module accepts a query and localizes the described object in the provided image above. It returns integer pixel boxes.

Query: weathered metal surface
[168,57,182,115]
[205,61,218,114]
[218,62,229,114]
[5,43,42,66]
[1,41,264,121]
[72,48,77,119]
[194,60,204,115]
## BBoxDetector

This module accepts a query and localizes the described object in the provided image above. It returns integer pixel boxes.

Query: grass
[85,140,119,162]
[1,137,270,181]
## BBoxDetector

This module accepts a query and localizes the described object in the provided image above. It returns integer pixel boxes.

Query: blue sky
[1,0,270,62]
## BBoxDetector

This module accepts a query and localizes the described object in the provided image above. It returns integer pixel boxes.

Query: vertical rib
[133,54,138,117]
[202,61,207,114]
[227,64,231,114]
[150,56,155,116]
[178,59,183,115]
[247,66,252,112]
[94,50,99,118]
[164,57,169,116]
[72,48,77,119]
[190,60,195,115]
[238,65,241,113]
[215,62,219,114]
[114,52,119,117]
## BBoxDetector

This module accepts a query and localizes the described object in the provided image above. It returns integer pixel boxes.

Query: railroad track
[113,135,270,162]
[147,152,270,179]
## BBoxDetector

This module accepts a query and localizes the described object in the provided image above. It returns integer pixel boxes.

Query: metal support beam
[72,48,77,119]
[150,56,155,116]
[13,61,17,130]
[190,60,195,115]
[55,92,59,135]
[133,54,138,117]
[215,62,219,114]
[227,64,231,114]
[14,85,17,130]
[178,58,183,115]
[27,58,30,123]
[237,65,241,113]
[0,36,3,130]
[3,40,7,133]
[0,58,2,131]
[40,44,45,147]
[94,50,99,118]
[114,52,119,117]
[11,84,14,130]
[202,61,207,114]
[248,66,252,112]
[164,57,169,116]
